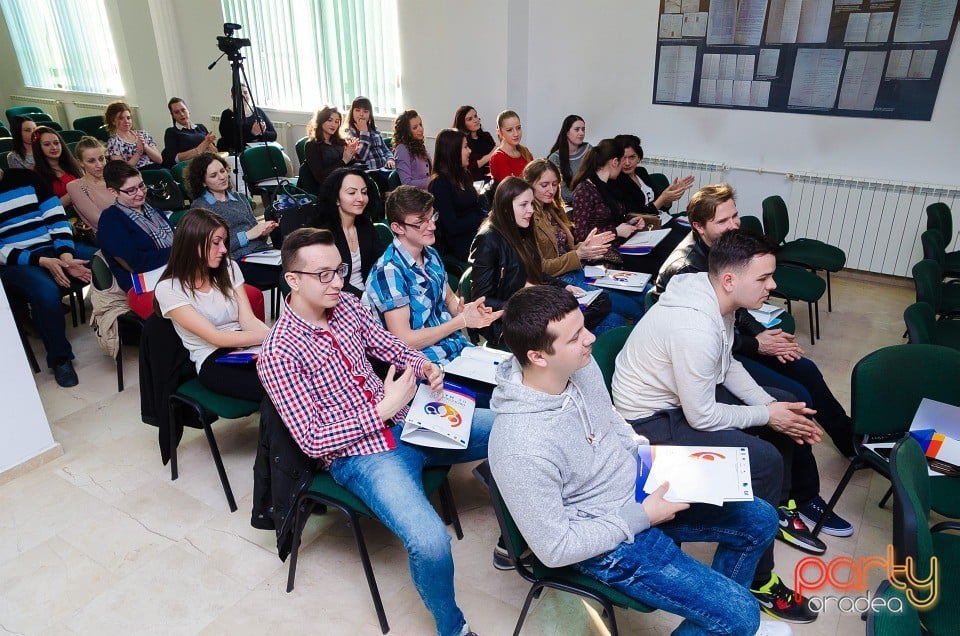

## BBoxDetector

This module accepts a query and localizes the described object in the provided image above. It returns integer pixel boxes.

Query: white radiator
[643,155,727,213]
[787,174,960,277]
[7,94,67,127]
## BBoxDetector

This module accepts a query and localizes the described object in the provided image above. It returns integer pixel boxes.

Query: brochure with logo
[577,289,603,310]
[618,228,672,254]
[241,249,282,266]
[636,445,753,506]
[747,303,785,328]
[583,267,652,292]
[909,398,960,474]
[401,381,475,449]
[130,265,167,294]
[215,345,262,365]
[443,346,512,385]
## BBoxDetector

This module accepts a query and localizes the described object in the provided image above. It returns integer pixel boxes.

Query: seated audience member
[6,116,37,169]
[364,185,501,366]
[547,114,591,203]
[0,168,94,387]
[346,96,395,172]
[487,110,532,183]
[154,208,269,401]
[218,83,277,153]
[392,109,431,189]
[522,159,644,323]
[317,167,385,297]
[452,105,495,182]
[428,128,486,262]
[98,161,174,318]
[613,229,827,624]
[257,227,489,636]
[490,285,786,636]
[186,152,279,287]
[469,177,619,345]
[570,138,643,246]
[104,101,163,169]
[161,97,217,167]
[67,137,113,232]
[33,127,83,208]
[304,105,361,187]
[610,134,693,224]
[656,184,858,476]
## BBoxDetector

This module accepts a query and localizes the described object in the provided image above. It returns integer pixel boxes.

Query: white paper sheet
[797,0,833,43]
[700,78,718,104]
[736,54,756,80]
[894,0,958,42]
[788,48,845,109]
[240,249,282,266]
[733,80,753,106]
[639,446,754,505]
[844,12,871,43]
[619,228,673,250]
[702,53,721,79]
[718,79,735,105]
[766,0,803,44]
[682,11,709,37]
[733,0,769,45]
[838,50,886,111]
[681,0,701,13]
[907,49,937,78]
[707,0,736,44]
[664,0,682,13]
[401,383,475,449]
[442,346,512,385]
[656,45,697,103]
[660,13,684,38]
[719,53,738,80]
[757,48,780,77]
[885,49,913,79]
[866,12,894,42]
[750,81,771,107]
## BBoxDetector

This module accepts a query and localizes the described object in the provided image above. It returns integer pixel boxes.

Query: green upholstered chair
[58,129,85,144]
[386,169,401,192]
[771,264,825,345]
[91,252,143,391]
[286,466,462,634]
[373,222,394,249]
[865,580,922,636]
[921,229,960,279]
[0,137,14,154]
[295,161,319,196]
[912,260,960,318]
[240,145,297,202]
[889,437,960,636]
[904,302,960,351]
[168,378,260,511]
[458,266,472,302]
[489,474,654,636]
[647,172,670,199]
[5,105,45,124]
[926,202,959,275]
[762,195,846,312]
[442,255,469,294]
[812,344,960,537]
[72,115,105,137]
[294,136,308,164]
[0,124,10,138]
[592,325,633,395]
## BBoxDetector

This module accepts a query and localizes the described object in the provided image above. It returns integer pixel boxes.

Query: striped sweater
[0,169,75,266]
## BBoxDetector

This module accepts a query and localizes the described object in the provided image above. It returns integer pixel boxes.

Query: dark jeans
[199,348,267,402]
[0,244,97,367]
[628,385,820,579]
[739,352,856,457]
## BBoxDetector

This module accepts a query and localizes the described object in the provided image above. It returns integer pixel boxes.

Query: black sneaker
[777,500,826,554]
[797,495,854,537]
[493,544,514,570]
[751,572,817,624]
[52,360,79,387]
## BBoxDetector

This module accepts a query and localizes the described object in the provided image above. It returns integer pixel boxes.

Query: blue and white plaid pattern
[364,239,470,364]
[347,127,395,170]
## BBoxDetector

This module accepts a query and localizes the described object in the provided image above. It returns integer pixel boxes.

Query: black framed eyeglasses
[117,181,148,196]
[290,262,349,283]
[400,211,439,231]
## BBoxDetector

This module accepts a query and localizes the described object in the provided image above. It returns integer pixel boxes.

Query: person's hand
[134,133,145,155]
[565,285,585,297]
[576,228,615,261]
[767,402,822,444]
[663,175,695,202]
[458,296,503,329]
[38,257,71,287]
[247,220,279,240]
[203,132,217,151]
[755,329,804,363]
[61,258,91,284]
[630,216,647,230]
[344,137,360,162]
[423,362,445,396]
[251,119,265,136]
[377,364,418,421]
[354,114,369,132]
[385,158,396,170]
[641,482,689,526]
[616,222,639,238]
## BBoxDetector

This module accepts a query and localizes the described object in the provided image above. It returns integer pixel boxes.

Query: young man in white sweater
[612,229,823,624]
[489,285,790,636]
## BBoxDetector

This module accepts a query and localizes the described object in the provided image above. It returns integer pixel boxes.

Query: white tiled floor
[1,272,916,635]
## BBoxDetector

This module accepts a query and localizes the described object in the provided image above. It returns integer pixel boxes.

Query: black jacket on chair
[252,396,321,561]
[138,314,192,464]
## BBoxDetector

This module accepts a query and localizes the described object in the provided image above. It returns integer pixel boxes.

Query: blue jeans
[561,269,647,323]
[0,245,96,367]
[575,498,777,635]
[328,408,493,636]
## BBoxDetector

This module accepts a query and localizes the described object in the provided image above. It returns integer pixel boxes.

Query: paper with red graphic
[636,445,753,506]
[401,381,475,449]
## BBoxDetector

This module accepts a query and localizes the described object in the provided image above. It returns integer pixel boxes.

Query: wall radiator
[643,155,960,278]
[7,94,67,127]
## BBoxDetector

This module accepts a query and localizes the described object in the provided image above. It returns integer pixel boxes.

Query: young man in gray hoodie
[489,285,789,636]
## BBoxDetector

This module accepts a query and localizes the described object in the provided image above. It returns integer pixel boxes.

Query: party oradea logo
[424,402,462,427]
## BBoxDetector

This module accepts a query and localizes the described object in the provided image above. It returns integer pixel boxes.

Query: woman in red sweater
[488,110,533,183]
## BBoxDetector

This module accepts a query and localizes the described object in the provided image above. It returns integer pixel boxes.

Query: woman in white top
[154,208,269,400]
[67,136,114,231]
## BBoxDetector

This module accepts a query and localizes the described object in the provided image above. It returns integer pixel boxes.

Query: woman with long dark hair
[609,134,693,222]
[317,167,385,297]
[153,208,269,400]
[7,116,37,169]
[32,126,83,207]
[452,105,495,182]
[305,105,361,187]
[547,115,591,203]
[346,96,395,171]
[392,109,431,189]
[428,129,486,262]
[570,138,645,245]
[217,83,277,153]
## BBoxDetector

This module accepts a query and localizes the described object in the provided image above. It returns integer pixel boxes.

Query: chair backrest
[912,259,942,312]
[59,129,85,144]
[644,289,658,312]
[903,302,936,345]
[740,215,764,235]
[920,230,945,269]
[91,252,115,291]
[374,222,394,249]
[295,136,308,164]
[592,325,633,395]
[487,474,535,579]
[296,161,320,195]
[458,266,472,302]
[865,580,922,636]
[72,115,105,135]
[0,125,9,138]
[647,172,670,198]
[926,202,953,242]
[0,137,13,154]
[5,106,45,124]
[851,344,960,437]
[889,437,935,591]
[387,170,401,191]
[241,145,290,182]
[761,195,790,245]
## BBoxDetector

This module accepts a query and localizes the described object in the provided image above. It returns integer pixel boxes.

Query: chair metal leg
[201,417,238,512]
[826,271,832,312]
[514,582,545,636]
[18,323,40,374]
[814,301,821,340]
[68,294,78,328]
[347,511,390,634]
[813,458,862,537]
[76,289,87,324]
[601,597,620,636]
[807,301,815,346]
[169,401,179,481]
[438,480,463,540]
[116,349,124,392]
[286,498,316,593]
[879,485,893,509]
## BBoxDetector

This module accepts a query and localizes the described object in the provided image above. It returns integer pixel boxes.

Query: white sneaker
[755,618,793,636]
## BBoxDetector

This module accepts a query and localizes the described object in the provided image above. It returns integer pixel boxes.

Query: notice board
[653,0,960,120]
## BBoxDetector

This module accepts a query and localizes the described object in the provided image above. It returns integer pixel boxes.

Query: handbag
[581,289,613,331]
[145,180,185,211]
[271,183,319,248]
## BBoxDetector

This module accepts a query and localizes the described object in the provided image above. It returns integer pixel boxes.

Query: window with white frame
[220,0,403,115]
[0,0,124,95]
